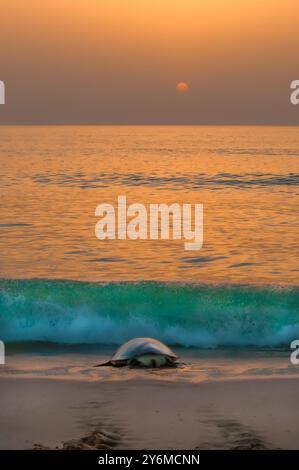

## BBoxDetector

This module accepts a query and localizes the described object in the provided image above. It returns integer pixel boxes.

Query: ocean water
[0,126,299,353]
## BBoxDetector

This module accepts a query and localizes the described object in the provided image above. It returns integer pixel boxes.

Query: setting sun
[176,82,189,93]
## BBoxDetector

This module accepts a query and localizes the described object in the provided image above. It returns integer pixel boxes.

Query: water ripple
[32,172,299,190]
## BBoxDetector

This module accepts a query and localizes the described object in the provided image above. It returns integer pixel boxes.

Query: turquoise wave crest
[0,279,298,347]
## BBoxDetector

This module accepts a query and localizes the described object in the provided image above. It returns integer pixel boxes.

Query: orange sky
[0,0,298,124]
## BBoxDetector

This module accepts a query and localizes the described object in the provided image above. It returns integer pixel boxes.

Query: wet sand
[0,376,298,450]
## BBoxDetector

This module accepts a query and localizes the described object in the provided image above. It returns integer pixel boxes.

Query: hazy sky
[0,0,298,124]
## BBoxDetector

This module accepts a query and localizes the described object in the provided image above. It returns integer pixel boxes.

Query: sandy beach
[1,375,298,450]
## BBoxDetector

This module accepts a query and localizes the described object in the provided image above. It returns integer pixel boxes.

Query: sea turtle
[95,337,179,368]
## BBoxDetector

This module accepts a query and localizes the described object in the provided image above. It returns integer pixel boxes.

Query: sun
[176,82,189,93]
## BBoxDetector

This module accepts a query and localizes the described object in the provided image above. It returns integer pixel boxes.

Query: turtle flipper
[94,361,113,367]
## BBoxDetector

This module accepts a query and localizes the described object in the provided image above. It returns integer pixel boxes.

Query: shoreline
[2,346,298,384]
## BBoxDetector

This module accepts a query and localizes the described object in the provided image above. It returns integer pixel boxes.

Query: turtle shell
[111,337,178,363]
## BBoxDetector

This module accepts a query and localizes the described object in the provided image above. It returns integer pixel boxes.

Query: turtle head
[129,354,174,368]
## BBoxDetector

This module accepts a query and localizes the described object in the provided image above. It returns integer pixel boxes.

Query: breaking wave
[0,279,298,348]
